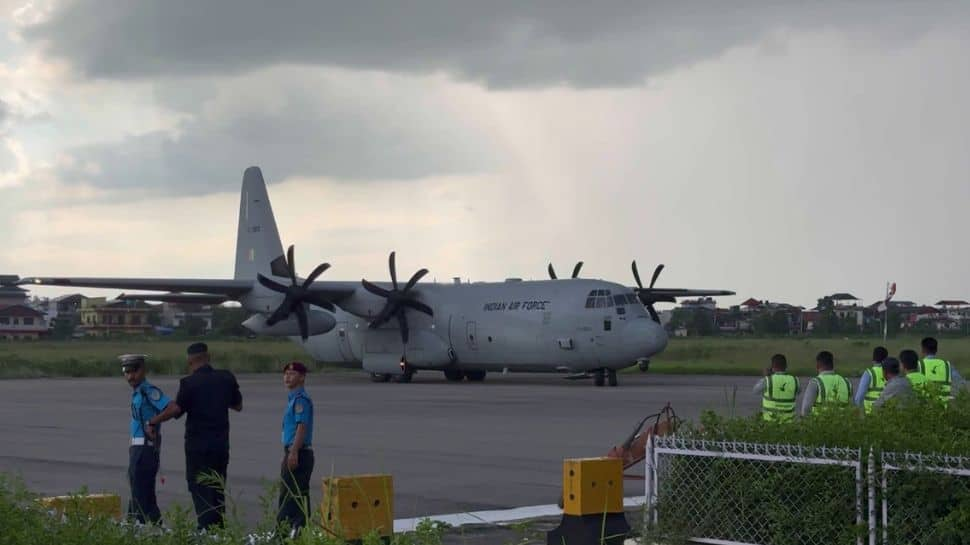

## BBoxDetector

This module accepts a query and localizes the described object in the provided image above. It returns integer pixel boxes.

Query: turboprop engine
[242,310,336,337]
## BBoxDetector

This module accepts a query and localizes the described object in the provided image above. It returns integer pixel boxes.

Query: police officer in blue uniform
[278,361,314,534]
[121,354,171,524]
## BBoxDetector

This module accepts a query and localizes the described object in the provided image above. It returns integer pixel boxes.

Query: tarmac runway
[0,371,761,524]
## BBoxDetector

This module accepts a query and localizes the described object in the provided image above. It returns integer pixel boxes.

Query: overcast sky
[1,1,968,308]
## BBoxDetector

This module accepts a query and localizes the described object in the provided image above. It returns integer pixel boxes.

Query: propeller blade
[647,304,661,324]
[266,297,293,326]
[632,261,643,289]
[361,279,391,298]
[571,261,584,279]
[295,303,309,341]
[650,264,664,289]
[396,312,409,344]
[388,251,398,290]
[402,299,434,317]
[257,274,288,293]
[403,268,428,292]
[303,262,331,287]
[368,304,396,329]
[286,245,296,284]
[548,263,557,280]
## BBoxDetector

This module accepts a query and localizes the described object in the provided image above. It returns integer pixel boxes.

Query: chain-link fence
[881,451,970,545]
[646,437,864,545]
[644,437,970,545]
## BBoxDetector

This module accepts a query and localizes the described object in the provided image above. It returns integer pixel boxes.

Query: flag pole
[883,282,889,343]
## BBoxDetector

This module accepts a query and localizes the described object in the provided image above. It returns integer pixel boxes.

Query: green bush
[0,473,449,545]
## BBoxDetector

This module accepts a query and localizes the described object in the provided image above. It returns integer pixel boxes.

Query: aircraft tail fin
[234,167,286,280]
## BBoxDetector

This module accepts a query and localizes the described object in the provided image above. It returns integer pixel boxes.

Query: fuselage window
[604,319,612,331]
[585,297,596,308]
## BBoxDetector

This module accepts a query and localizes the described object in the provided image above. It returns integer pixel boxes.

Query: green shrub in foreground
[0,473,448,545]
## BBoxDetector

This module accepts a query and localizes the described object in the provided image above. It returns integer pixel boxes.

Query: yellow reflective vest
[811,372,851,415]
[919,357,952,404]
[862,365,886,415]
[762,373,798,423]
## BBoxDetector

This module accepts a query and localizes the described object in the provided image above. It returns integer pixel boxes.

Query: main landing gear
[442,368,487,382]
[593,368,619,387]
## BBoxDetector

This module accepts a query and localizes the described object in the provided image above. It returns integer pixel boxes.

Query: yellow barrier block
[321,474,393,541]
[38,493,122,520]
[562,457,623,516]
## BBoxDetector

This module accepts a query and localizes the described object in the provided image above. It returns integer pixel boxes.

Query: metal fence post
[867,448,876,545]
[856,448,864,545]
[645,433,655,528]
[881,458,888,545]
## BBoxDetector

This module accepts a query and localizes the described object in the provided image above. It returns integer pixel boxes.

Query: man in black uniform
[146,342,242,530]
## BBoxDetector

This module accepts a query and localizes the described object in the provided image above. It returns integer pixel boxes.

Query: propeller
[632,260,668,323]
[548,261,584,280]
[361,251,434,345]
[256,245,335,341]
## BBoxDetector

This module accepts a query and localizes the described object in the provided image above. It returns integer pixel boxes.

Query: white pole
[868,448,876,545]
[883,282,889,343]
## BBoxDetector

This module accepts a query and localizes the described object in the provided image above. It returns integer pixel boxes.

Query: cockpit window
[585,289,614,309]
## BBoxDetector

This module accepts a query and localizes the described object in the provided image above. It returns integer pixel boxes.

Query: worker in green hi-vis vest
[900,350,929,398]
[919,337,966,406]
[753,354,799,423]
[854,346,888,415]
[801,350,852,416]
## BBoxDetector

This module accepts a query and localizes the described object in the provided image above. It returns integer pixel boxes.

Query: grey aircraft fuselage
[268,278,667,374]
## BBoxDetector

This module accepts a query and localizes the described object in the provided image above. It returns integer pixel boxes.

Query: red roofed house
[0,284,48,340]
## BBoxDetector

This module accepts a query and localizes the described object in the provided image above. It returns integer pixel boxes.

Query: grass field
[1,335,968,378]
[0,338,309,378]
[650,335,970,376]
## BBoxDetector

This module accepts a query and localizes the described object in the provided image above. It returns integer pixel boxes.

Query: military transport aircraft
[19,167,733,386]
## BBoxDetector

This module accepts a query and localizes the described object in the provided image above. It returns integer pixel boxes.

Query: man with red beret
[277,361,314,535]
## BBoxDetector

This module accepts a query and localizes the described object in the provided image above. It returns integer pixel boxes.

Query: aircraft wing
[19,276,360,302]
[636,288,736,303]
[19,277,255,296]
[117,293,232,305]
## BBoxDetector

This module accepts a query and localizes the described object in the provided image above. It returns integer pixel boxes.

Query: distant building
[0,305,47,340]
[829,293,864,329]
[0,284,29,308]
[160,303,214,332]
[78,298,157,337]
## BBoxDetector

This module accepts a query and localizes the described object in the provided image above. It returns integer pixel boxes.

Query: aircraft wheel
[465,370,487,382]
[443,368,465,382]
[593,369,606,387]
[607,369,618,387]
[370,373,391,383]
[395,371,414,384]
[638,360,650,372]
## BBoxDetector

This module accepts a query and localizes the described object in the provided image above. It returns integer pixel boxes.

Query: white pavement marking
[393,496,646,532]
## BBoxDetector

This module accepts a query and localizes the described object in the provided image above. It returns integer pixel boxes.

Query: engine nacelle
[242,311,336,337]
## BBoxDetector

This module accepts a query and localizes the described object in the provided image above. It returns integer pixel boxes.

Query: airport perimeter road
[0,372,759,524]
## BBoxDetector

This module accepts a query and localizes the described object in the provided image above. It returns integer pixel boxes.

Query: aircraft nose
[623,317,667,358]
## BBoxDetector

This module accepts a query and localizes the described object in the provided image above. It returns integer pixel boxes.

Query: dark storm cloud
[54,73,504,195]
[25,1,967,87]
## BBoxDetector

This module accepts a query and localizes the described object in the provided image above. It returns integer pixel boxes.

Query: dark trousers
[277,447,314,532]
[185,448,230,530]
[127,445,161,524]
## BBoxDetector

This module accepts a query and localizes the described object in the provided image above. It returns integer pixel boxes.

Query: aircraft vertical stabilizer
[234,167,285,280]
